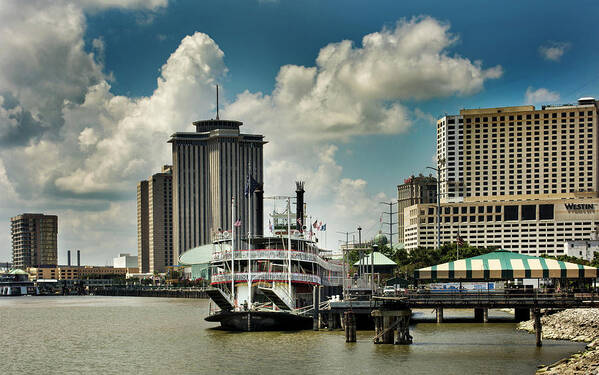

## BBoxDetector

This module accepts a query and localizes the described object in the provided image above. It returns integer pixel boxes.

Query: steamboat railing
[212,249,343,272]
[211,272,321,285]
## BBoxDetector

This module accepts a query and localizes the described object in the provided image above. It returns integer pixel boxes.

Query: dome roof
[373,231,388,246]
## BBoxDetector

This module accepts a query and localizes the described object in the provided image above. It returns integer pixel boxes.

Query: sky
[1,0,598,265]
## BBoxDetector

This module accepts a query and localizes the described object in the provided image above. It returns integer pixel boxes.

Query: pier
[92,286,209,298]
[325,290,599,347]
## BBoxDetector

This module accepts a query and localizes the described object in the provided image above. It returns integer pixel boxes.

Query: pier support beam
[533,309,542,347]
[483,308,488,323]
[327,311,340,330]
[474,308,483,322]
[372,309,412,345]
[344,311,356,342]
[436,307,443,323]
[514,308,531,322]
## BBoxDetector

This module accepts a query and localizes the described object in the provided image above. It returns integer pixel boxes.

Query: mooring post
[345,311,356,342]
[474,308,484,322]
[436,307,443,323]
[534,309,542,347]
[483,308,488,323]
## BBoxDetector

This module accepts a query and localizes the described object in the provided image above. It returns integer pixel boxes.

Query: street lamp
[337,230,356,299]
[371,243,378,294]
[427,159,445,250]
[357,226,363,277]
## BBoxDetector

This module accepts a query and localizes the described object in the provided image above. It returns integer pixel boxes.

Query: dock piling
[344,311,356,342]
[533,309,542,347]
[372,309,412,345]
[436,307,443,323]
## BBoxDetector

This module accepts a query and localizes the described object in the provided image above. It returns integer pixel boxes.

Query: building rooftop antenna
[216,84,220,120]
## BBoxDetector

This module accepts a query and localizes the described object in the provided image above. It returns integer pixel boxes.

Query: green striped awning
[414,250,598,280]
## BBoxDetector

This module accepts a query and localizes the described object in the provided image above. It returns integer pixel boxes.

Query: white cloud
[0,8,501,262]
[76,0,167,11]
[539,41,570,62]
[525,87,560,104]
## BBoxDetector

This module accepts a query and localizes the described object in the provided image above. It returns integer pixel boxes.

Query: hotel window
[504,205,518,221]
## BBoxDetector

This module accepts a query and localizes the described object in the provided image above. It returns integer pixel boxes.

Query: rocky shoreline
[517,308,599,374]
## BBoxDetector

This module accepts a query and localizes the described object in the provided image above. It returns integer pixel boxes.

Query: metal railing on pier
[376,290,599,309]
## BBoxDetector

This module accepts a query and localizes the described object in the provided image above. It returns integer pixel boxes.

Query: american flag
[456,233,464,247]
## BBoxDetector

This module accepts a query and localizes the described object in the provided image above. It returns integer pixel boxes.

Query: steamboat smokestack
[67,250,71,266]
[255,184,264,237]
[296,181,305,232]
[77,250,80,267]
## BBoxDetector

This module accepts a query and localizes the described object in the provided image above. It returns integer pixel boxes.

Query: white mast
[287,197,292,301]
[231,196,235,301]
[247,165,252,307]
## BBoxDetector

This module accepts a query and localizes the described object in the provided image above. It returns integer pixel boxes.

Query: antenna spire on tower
[216,84,220,120]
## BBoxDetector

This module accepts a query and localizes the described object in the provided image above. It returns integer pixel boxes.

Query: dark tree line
[348,241,599,281]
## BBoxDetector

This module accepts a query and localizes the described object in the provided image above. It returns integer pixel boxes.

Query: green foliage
[545,254,591,266]
[346,241,496,280]
[592,253,599,268]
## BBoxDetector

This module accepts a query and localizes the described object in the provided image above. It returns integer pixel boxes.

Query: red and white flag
[234,220,241,227]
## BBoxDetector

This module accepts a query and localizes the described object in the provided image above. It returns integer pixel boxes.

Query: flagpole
[456,224,460,261]
[231,196,235,303]
[247,164,252,307]
[287,197,292,304]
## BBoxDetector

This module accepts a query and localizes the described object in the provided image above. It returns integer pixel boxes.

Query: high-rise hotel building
[11,213,58,268]
[403,98,599,256]
[168,118,266,259]
[137,166,173,273]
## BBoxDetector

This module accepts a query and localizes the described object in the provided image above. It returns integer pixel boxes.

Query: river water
[0,296,586,374]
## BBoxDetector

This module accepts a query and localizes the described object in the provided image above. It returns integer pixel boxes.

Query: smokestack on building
[67,250,71,266]
[295,181,305,232]
[255,184,264,237]
[77,250,80,267]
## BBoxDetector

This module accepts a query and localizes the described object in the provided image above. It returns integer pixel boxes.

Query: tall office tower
[169,118,266,258]
[148,166,173,273]
[137,180,149,273]
[11,213,58,268]
[137,166,174,273]
[404,98,599,255]
[397,175,437,243]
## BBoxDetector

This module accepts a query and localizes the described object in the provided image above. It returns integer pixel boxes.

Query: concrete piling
[372,309,412,345]
[436,307,443,323]
[344,311,356,342]
[533,309,542,347]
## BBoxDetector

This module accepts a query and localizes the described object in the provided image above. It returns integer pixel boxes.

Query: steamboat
[205,182,343,331]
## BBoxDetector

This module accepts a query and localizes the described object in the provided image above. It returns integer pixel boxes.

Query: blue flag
[244,174,259,197]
